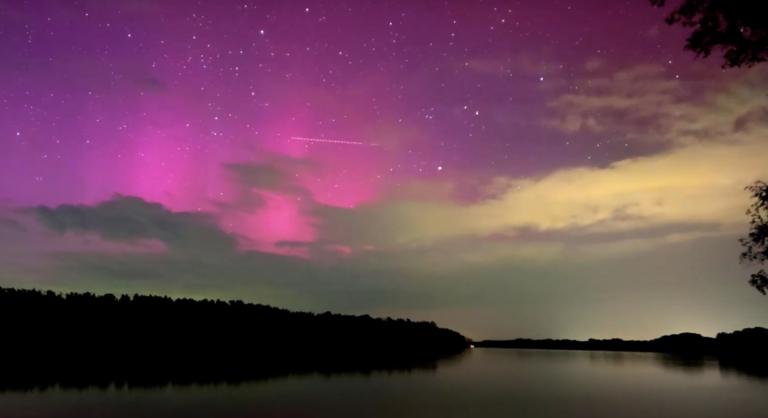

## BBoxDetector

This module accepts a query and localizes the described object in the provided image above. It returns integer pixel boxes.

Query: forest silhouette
[0,287,468,391]
[478,327,768,378]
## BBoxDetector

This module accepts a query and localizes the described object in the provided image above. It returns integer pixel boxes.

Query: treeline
[0,287,468,391]
[476,327,768,357]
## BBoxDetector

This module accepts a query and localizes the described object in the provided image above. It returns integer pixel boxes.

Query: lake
[2,348,765,418]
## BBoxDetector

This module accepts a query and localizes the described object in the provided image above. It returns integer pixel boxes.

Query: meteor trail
[289,136,378,146]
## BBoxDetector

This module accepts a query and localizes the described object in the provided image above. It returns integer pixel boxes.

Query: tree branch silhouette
[652,0,768,294]
[740,182,768,294]
[651,0,768,68]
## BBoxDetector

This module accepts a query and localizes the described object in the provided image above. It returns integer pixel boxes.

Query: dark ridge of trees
[476,327,768,377]
[0,287,469,392]
[474,327,768,379]
[651,0,768,68]
[478,332,712,353]
[476,327,768,356]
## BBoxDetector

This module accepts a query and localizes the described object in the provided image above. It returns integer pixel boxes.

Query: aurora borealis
[1,0,767,339]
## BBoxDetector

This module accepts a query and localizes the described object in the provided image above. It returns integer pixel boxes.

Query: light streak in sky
[289,136,378,146]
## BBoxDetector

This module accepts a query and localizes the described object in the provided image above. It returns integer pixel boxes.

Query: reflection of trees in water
[586,350,768,381]
[0,353,471,393]
[715,357,768,381]
[584,350,716,376]
[0,349,474,393]
[587,351,644,367]
[652,354,716,376]
[479,327,768,381]
[661,354,768,381]
[500,348,768,382]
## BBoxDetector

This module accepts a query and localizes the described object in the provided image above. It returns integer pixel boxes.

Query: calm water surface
[3,349,765,418]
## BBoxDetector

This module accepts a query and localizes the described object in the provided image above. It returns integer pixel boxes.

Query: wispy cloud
[544,64,767,147]
[315,67,768,252]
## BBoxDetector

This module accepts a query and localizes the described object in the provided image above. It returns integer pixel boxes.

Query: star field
[1,0,767,338]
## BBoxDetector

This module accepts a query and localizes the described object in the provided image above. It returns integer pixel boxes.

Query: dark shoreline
[475,327,768,356]
[0,287,469,392]
[475,327,768,379]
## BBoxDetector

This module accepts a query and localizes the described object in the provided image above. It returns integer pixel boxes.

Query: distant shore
[475,327,768,358]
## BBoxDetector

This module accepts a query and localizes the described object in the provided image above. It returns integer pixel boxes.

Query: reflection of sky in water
[1,349,765,418]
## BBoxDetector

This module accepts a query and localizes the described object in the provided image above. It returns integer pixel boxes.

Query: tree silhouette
[652,1,768,294]
[0,287,469,391]
[740,182,768,294]
[651,0,768,68]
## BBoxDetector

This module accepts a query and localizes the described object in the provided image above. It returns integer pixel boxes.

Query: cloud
[214,157,323,255]
[545,65,688,138]
[18,194,418,312]
[224,156,316,190]
[2,181,767,341]
[315,68,768,252]
[221,156,316,206]
[733,105,768,132]
[226,163,291,191]
[584,57,605,72]
[2,64,766,340]
[0,216,25,233]
[544,64,768,147]
[31,195,236,254]
[318,133,767,251]
[2,198,440,316]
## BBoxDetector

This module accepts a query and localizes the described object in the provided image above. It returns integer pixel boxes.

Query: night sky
[2,0,767,339]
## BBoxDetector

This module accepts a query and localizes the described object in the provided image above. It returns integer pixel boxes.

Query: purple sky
[1,0,767,339]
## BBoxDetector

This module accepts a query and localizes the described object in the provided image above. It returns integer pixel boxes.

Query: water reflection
[582,349,768,381]
[0,356,451,393]
[1,349,765,418]
[2,349,765,394]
